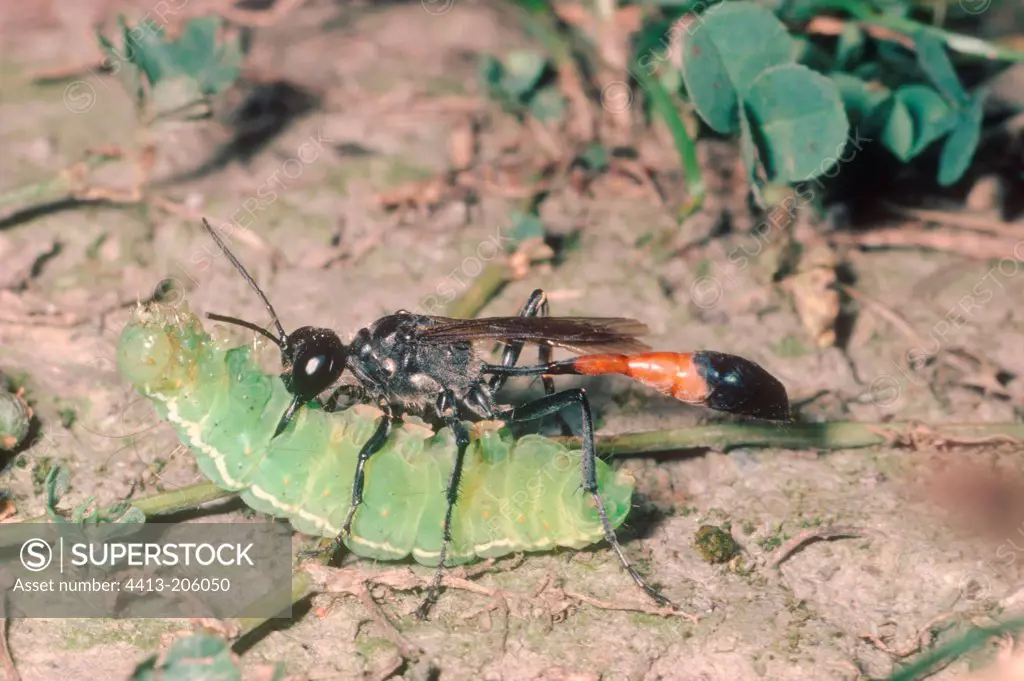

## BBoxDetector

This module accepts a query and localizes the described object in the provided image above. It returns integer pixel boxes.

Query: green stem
[0,153,120,210]
[446,262,511,319]
[819,0,1024,62]
[6,420,1020,540]
[554,421,1024,457]
[12,421,1022,544]
[128,481,235,515]
[444,194,542,319]
[233,569,315,641]
[632,66,704,218]
[886,617,1024,681]
[0,482,234,548]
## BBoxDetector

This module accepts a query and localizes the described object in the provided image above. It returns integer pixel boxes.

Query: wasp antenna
[201,217,288,347]
[206,312,285,350]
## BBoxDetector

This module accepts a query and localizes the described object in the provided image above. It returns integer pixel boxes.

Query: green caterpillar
[116,303,634,566]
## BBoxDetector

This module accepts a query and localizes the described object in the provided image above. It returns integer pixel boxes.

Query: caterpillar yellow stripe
[116,303,635,566]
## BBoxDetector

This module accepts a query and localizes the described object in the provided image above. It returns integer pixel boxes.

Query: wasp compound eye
[287,327,347,400]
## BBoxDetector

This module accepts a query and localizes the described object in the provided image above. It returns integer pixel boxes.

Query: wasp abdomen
[571,352,706,401]
[569,351,789,420]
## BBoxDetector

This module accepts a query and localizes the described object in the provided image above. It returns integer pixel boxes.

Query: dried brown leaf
[965,175,1008,215]
[781,243,840,348]
[449,117,477,170]
[831,226,1024,261]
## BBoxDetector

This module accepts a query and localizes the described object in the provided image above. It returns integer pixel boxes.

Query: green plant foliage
[42,463,145,528]
[829,27,987,185]
[878,84,955,161]
[678,1,849,184]
[938,93,985,186]
[830,73,888,128]
[0,390,31,451]
[834,24,865,71]
[629,54,705,214]
[44,464,71,515]
[130,633,277,681]
[578,143,609,172]
[743,64,850,182]
[877,95,913,160]
[738,106,758,180]
[501,50,549,99]
[117,304,635,567]
[480,50,565,121]
[914,32,968,107]
[98,15,243,119]
[679,2,794,134]
[507,209,545,245]
[626,0,1024,195]
[627,13,705,210]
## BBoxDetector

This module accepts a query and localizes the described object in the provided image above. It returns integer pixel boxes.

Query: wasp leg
[487,288,547,392]
[296,405,394,563]
[487,288,571,435]
[415,389,471,620]
[497,388,672,608]
[339,403,394,537]
[322,383,367,413]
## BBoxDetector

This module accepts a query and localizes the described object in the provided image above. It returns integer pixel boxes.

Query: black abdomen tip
[693,351,790,421]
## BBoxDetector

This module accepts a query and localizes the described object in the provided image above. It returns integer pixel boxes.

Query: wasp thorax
[286,326,348,400]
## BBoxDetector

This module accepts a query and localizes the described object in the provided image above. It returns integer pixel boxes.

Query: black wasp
[199,218,790,617]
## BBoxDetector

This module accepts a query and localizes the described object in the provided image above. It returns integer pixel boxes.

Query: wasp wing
[412,316,652,354]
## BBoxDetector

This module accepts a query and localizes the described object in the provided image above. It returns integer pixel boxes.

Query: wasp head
[283,326,348,403]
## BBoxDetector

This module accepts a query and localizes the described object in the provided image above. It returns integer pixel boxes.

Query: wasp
[200,219,790,617]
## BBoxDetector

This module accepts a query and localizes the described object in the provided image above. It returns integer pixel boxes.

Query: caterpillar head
[117,304,209,394]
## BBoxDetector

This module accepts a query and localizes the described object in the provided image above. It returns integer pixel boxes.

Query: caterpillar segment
[116,303,635,566]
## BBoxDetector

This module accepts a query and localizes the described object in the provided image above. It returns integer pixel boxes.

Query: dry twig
[860,612,956,658]
[830,226,1023,262]
[770,526,863,568]
[805,16,914,48]
[881,202,1023,240]
[0,614,19,681]
[563,590,699,623]
[356,583,421,660]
